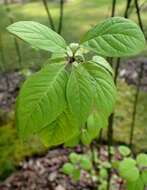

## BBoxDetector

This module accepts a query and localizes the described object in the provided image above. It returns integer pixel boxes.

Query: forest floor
[0,146,126,190]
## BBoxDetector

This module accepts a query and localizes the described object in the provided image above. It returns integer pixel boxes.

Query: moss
[0,123,46,180]
[103,80,147,152]
[115,81,147,152]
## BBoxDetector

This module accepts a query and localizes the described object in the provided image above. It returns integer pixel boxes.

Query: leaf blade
[83,61,116,117]
[38,107,79,146]
[7,21,67,53]
[92,56,114,76]
[15,63,68,139]
[81,17,146,57]
[66,63,94,128]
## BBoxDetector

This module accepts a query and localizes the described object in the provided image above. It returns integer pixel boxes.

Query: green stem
[42,0,55,31]
[106,2,117,190]
[107,1,132,189]
[129,63,144,149]
[129,0,145,150]
[134,0,144,32]
[5,1,22,67]
[111,0,116,17]
[0,33,6,72]
[58,0,64,34]
[124,0,132,18]
[89,143,98,188]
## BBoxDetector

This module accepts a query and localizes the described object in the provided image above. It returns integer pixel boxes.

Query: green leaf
[81,17,146,57]
[99,182,107,190]
[81,129,92,146]
[110,146,115,155]
[38,107,79,146]
[69,153,81,164]
[120,166,139,182]
[83,61,116,117]
[124,157,137,165]
[127,177,144,190]
[87,111,107,140]
[87,113,98,139]
[73,168,81,182]
[62,163,74,175]
[141,170,147,186]
[15,63,68,139]
[119,158,139,182]
[64,135,80,147]
[51,52,67,59]
[99,168,108,178]
[92,56,114,76]
[7,21,67,53]
[118,146,131,156]
[136,153,147,167]
[113,160,119,169]
[103,161,112,169]
[42,57,66,68]
[93,150,99,164]
[66,63,94,127]
[80,156,92,170]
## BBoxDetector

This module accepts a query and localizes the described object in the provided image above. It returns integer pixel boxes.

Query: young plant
[62,152,93,183]
[62,151,111,190]
[62,147,147,190]
[115,146,147,190]
[7,17,146,147]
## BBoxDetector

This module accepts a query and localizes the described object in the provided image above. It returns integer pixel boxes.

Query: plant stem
[129,63,144,149]
[0,32,10,89]
[111,0,116,17]
[106,2,117,190]
[107,1,132,189]
[4,1,22,67]
[97,129,103,155]
[107,114,114,190]
[124,0,132,18]
[114,58,120,84]
[0,33,6,72]
[58,0,64,34]
[42,0,55,31]
[129,0,145,150]
[107,0,117,157]
[107,0,132,161]
[134,0,144,32]
[119,180,123,190]
[89,142,99,189]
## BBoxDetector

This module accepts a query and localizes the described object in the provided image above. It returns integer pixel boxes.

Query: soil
[119,57,147,91]
[0,145,126,190]
[0,70,25,113]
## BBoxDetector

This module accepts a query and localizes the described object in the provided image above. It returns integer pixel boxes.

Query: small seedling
[62,151,112,189]
[62,147,147,190]
[118,145,131,157]
[116,146,147,190]
[62,152,92,182]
